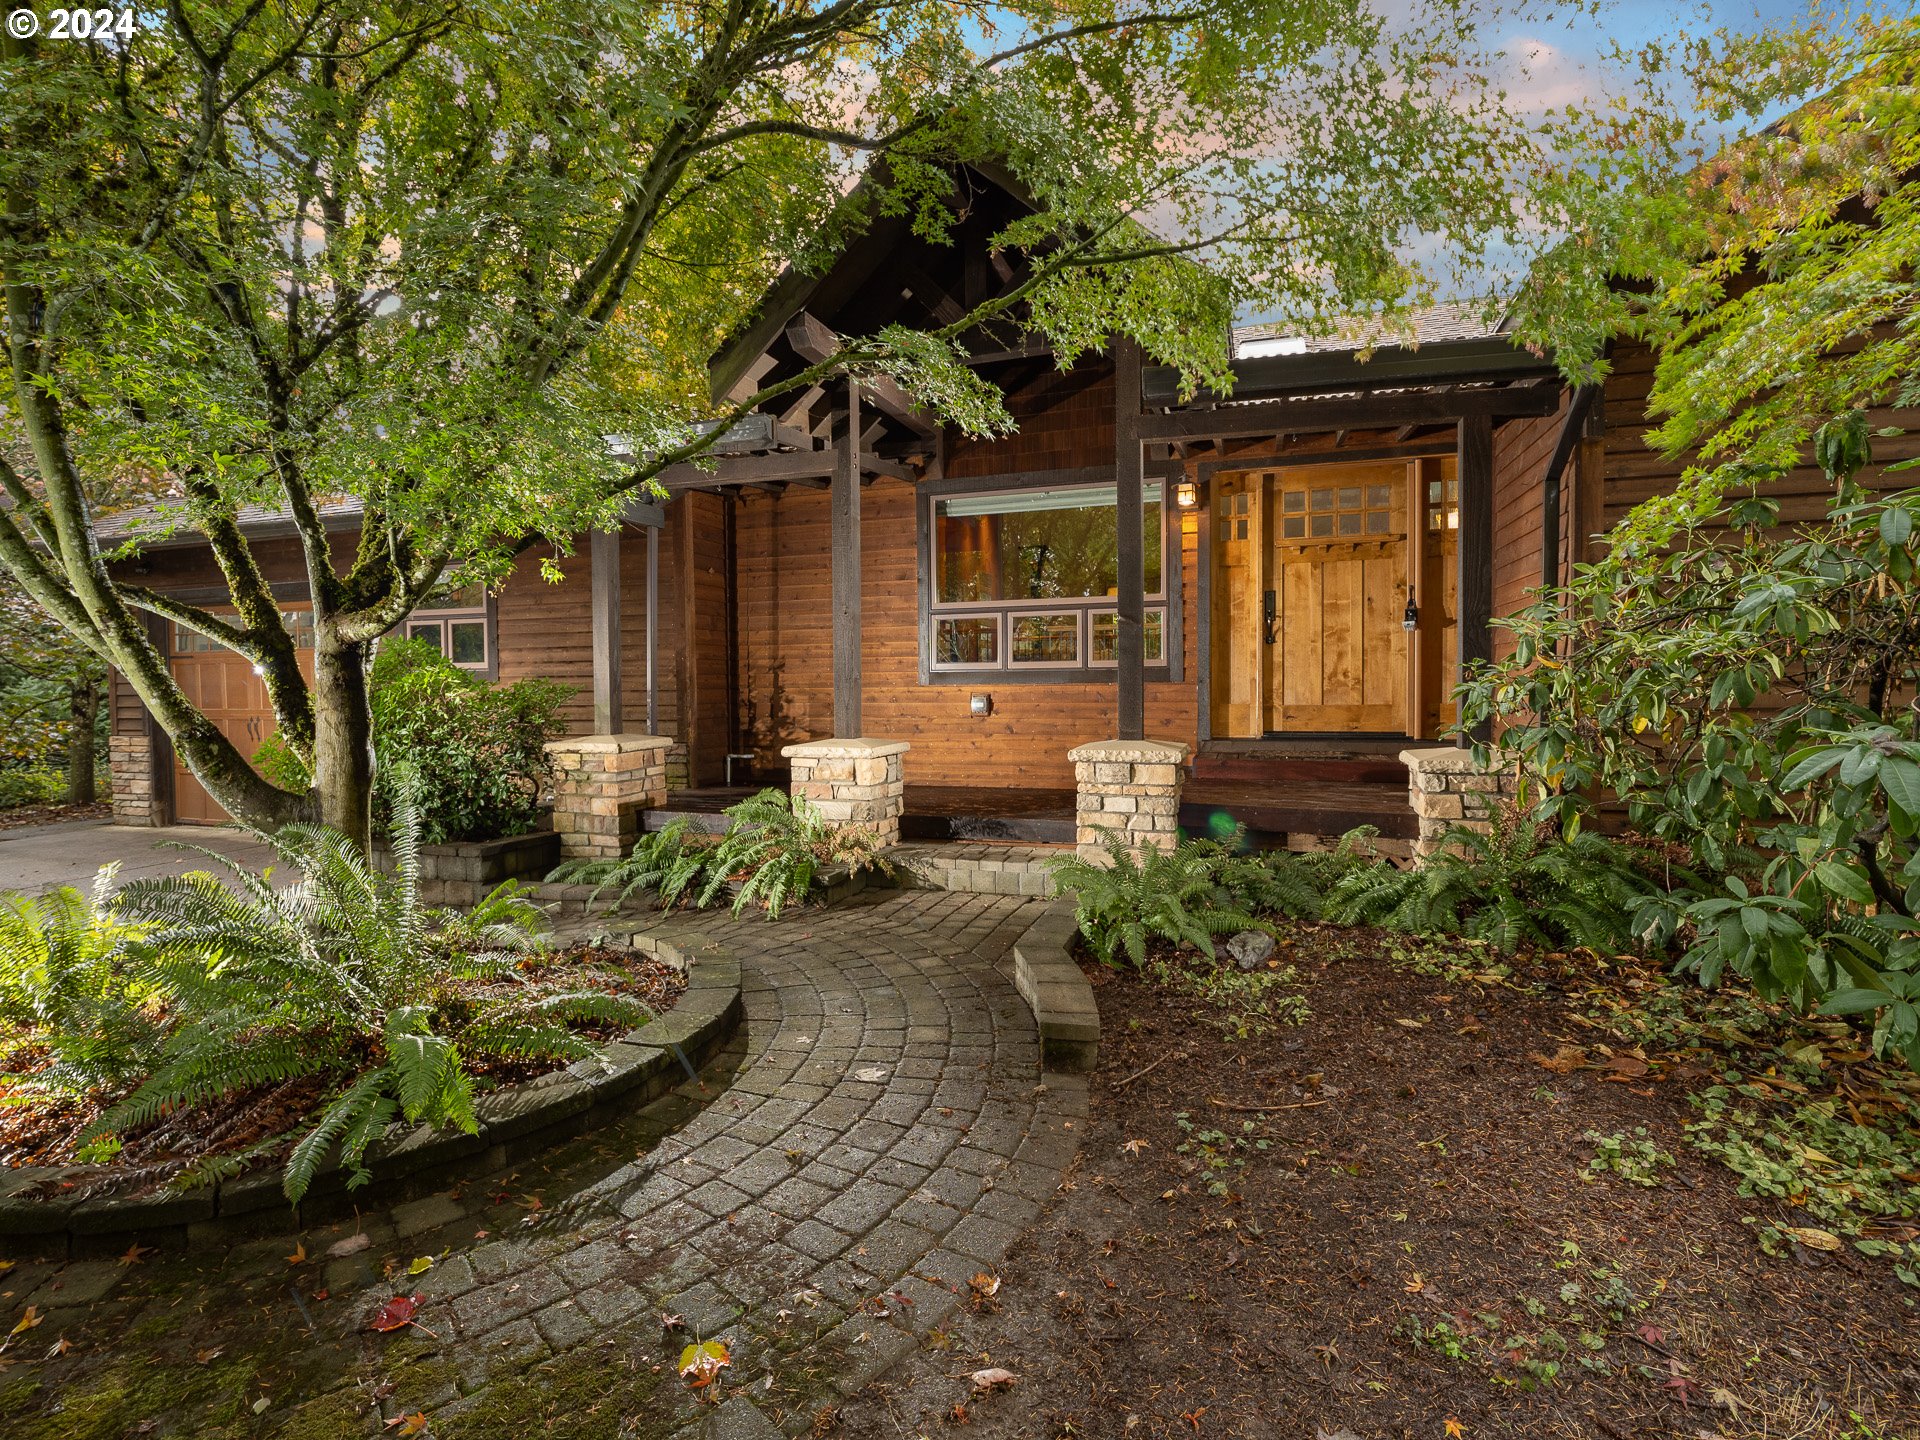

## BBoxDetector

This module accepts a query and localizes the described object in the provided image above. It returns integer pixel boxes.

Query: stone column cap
[1068,738,1192,765]
[545,733,676,755]
[780,737,911,760]
[1399,744,1511,775]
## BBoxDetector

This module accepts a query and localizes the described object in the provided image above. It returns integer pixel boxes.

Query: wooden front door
[168,611,314,824]
[1209,457,1458,738]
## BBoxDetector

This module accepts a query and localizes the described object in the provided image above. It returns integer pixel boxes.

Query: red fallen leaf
[1637,1322,1667,1346]
[367,1294,427,1333]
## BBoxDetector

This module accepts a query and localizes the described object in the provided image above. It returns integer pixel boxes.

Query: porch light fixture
[1174,480,1198,509]
[970,693,993,717]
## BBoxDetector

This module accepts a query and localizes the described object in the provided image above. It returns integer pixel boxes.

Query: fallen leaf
[194,1347,223,1365]
[968,1273,1000,1300]
[1445,1420,1465,1438]
[327,1234,372,1259]
[119,1243,152,1266]
[855,1067,888,1082]
[1529,1045,1588,1075]
[366,1294,427,1334]
[1120,1139,1149,1157]
[46,1336,72,1358]
[251,1397,271,1415]
[969,1367,1017,1392]
[10,1306,42,1336]
[407,1256,435,1275]
[661,1312,686,1331]
[285,1242,307,1266]
[1394,1018,1425,1030]
[1782,1225,1842,1252]
[678,1338,732,1388]
[384,1413,430,1435]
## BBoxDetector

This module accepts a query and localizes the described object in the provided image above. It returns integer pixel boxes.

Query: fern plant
[1322,812,1661,954]
[0,865,163,1101]
[95,779,657,1202]
[700,788,888,919]
[1049,833,1266,968]
[547,818,715,912]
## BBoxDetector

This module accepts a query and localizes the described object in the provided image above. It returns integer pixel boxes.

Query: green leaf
[1813,861,1876,906]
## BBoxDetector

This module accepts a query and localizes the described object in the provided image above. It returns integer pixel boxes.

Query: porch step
[886,842,1067,898]
[1190,753,1408,786]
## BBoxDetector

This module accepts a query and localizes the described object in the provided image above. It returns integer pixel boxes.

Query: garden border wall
[0,935,742,1260]
[1010,898,1100,1072]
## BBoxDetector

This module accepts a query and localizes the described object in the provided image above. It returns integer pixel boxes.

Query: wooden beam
[590,527,622,734]
[785,312,936,436]
[658,450,833,490]
[832,385,863,736]
[1457,413,1494,746]
[1137,383,1559,442]
[860,453,912,483]
[1115,338,1146,741]
[1407,456,1435,739]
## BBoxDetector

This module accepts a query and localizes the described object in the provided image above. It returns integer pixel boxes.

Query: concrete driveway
[0,819,277,896]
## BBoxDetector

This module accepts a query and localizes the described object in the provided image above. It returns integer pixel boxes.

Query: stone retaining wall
[1068,738,1190,861]
[890,843,1061,897]
[1401,745,1522,862]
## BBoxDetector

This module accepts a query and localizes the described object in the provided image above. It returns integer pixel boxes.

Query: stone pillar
[108,733,160,826]
[544,734,674,861]
[1068,739,1190,862]
[780,737,908,848]
[1401,745,1521,862]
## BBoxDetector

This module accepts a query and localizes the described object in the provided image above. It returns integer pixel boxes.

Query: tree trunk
[312,636,375,853]
[65,676,97,805]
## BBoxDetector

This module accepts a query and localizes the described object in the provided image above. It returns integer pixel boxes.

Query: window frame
[916,467,1182,686]
[400,588,498,678]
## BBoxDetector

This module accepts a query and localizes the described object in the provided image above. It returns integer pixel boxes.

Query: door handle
[1263,589,1278,644]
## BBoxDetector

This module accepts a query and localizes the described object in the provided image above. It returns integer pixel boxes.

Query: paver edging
[1010,897,1100,1072]
[0,934,742,1259]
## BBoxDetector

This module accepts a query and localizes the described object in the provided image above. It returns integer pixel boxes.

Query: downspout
[1540,384,1601,591]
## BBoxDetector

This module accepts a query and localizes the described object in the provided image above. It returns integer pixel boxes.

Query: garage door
[168,611,314,824]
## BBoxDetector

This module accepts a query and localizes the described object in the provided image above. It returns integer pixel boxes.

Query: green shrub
[698,788,888,919]
[548,818,715,912]
[1049,833,1320,968]
[368,637,572,843]
[1321,811,1658,954]
[96,779,656,1201]
[0,866,162,1100]
[0,764,66,810]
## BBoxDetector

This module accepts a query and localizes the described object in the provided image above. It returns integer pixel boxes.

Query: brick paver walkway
[1,890,1085,1439]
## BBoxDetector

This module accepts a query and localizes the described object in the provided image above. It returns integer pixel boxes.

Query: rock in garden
[1226,930,1275,970]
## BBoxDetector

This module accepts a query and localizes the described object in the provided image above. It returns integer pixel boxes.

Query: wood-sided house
[99,165,1920,846]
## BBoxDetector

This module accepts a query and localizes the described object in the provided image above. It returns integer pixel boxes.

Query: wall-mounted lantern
[1174,480,1199,509]
[970,693,993,718]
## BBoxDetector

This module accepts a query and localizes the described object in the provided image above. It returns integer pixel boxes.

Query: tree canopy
[3,0,1563,840]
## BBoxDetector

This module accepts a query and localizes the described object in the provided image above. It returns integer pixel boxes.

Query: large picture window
[924,478,1174,678]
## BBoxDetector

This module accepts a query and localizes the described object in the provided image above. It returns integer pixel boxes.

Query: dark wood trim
[1195,468,1213,744]
[645,522,660,734]
[674,495,700,777]
[919,665,1175,688]
[918,464,1115,498]
[1195,439,1457,480]
[1538,385,1594,590]
[1457,413,1494,746]
[1115,338,1146,740]
[1139,384,1559,442]
[590,526,622,734]
[831,384,862,736]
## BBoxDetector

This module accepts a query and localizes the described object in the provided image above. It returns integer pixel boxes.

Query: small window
[1089,610,1165,665]
[1282,515,1305,538]
[405,596,492,671]
[1010,613,1080,666]
[1282,490,1304,512]
[1310,513,1333,537]
[934,615,1000,667]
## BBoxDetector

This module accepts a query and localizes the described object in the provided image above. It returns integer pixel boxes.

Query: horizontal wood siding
[1601,339,1920,530]
[1490,402,1567,660]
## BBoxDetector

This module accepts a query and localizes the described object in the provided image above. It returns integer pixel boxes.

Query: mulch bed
[0,944,685,1189]
[840,927,1920,1439]
[0,800,111,832]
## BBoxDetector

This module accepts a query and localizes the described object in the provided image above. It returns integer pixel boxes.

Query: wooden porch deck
[647,773,1416,845]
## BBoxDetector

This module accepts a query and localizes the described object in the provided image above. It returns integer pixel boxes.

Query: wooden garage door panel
[169,611,314,824]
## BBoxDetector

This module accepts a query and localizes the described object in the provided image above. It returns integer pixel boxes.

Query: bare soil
[839,926,1920,1440]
